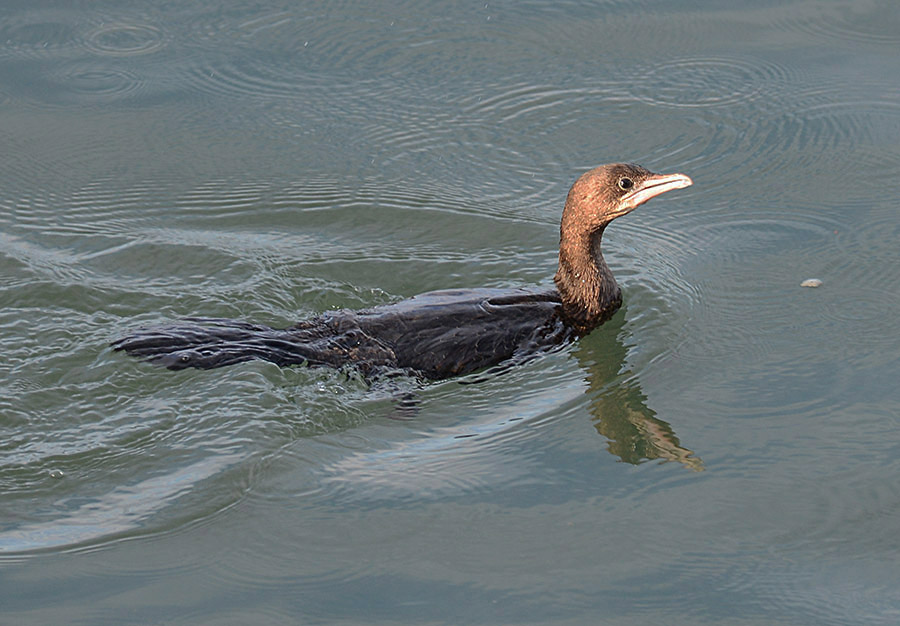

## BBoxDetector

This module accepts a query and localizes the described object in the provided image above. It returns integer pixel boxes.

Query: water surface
[2,0,900,623]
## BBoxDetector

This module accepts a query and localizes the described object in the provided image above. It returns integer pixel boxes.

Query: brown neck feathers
[553,226,622,334]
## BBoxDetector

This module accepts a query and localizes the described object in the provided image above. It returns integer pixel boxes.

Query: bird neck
[553,226,622,333]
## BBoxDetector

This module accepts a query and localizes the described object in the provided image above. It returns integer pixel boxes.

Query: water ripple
[631,56,791,109]
[0,11,168,61]
[666,92,900,208]
[776,0,900,46]
[83,22,166,57]
[0,331,377,555]
[43,62,149,105]
[184,56,319,100]
[0,454,242,555]
[298,360,586,508]
[800,98,900,182]
[0,10,83,60]
[460,81,627,122]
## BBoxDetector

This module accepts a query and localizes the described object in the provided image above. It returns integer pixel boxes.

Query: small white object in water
[49,469,64,479]
[800,278,823,288]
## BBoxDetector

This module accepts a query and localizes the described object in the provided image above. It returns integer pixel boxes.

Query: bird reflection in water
[574,312,703,471]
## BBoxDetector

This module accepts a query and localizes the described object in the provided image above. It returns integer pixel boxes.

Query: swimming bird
[112,163,691,379]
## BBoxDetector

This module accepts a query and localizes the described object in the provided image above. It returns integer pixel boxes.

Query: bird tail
[111,318,313,370]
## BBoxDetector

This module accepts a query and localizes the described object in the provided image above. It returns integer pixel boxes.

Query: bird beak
[622,171,692,212]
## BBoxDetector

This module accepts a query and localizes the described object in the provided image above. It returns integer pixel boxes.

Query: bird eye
[618,177,634,191]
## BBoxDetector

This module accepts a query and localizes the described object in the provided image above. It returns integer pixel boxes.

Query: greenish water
[2,1,900,623]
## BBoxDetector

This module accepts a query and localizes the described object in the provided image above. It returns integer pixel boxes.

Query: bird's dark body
[113,287,574,379]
